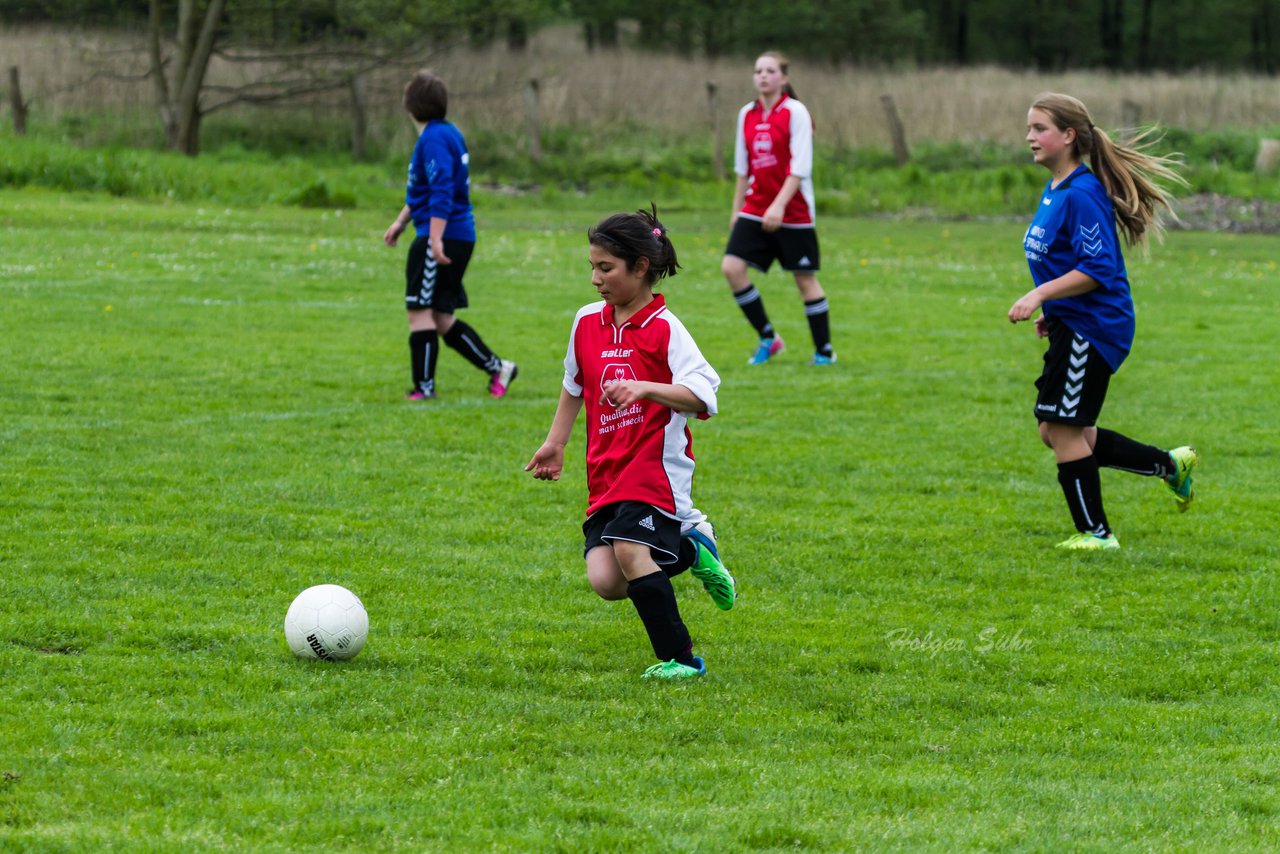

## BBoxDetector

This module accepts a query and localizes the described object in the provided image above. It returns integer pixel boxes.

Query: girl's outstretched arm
[525,388,584,481]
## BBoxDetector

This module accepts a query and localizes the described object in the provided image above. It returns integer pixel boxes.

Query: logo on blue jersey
[1078,223,1102,257]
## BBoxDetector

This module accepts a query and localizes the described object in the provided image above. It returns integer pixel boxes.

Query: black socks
[408,329,438,395]
[733,284,775,339]
[626,572,695,665]
[1057,455,1111,537]
[1093,428,1172,478]
[443,320,501,374]
[804,297,833,356]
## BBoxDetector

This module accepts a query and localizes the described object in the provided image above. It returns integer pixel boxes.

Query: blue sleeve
[1066,191,1122,291]
[406,131,455,226]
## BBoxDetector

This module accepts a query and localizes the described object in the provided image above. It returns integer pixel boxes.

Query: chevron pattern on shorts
[1059,335,1089,418]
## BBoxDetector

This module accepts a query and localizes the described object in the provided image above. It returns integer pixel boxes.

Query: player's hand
[383,220,406,247]
[430,237,452,265]
[1008,290,1043,324]
[524,443,565,481]
[600,380,648,410]
[1034,315,1049,338]
[761,204,784,232]
[729,212,739,229]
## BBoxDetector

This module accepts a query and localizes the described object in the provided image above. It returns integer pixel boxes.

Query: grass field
[2,186,1279,850]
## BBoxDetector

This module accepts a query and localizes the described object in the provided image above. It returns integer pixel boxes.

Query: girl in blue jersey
[1008,92,1197,550]
[383,70,517,400]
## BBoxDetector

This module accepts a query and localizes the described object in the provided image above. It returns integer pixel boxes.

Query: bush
[4,122,1279,217]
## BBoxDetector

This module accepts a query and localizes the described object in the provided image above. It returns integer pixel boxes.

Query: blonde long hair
[1031,92,1187,248]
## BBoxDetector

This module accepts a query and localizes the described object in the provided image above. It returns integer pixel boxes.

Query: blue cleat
[748,336,785,365]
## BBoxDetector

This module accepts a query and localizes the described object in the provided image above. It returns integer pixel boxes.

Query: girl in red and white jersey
[526,207,735,680]
[722,51,836,366]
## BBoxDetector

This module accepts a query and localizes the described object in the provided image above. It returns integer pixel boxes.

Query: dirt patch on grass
[1170,193,1280,234]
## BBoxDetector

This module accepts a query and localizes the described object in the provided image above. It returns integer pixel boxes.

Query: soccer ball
[284,584,368,661]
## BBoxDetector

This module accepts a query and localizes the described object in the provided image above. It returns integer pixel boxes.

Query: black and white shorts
[405,237,474,312]
[582,501,681,566]
[725,217,820,273]
[1034,320,1112,426]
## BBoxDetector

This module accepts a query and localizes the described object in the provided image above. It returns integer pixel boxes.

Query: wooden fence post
[1256,139,1280,175]
[707,80,725,182]
[880,94,909,166]
[349,73,368,162]
[524,78,542,163]
[1121,99,1142,140]
[9,66,28,135]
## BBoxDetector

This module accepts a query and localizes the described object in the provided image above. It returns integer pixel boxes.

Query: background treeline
[3,0,1276,72]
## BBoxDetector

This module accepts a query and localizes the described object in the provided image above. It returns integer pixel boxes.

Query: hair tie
[652,228,662,238]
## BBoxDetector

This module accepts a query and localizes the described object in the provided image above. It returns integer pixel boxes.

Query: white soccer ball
[284,584,368,661]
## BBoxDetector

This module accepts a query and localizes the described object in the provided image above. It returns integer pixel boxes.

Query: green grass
[5,129,1279,223]
[2,185,1279,850]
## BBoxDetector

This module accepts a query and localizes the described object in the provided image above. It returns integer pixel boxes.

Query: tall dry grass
[3,23,1278,150]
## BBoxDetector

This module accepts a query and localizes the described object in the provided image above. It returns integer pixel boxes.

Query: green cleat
[687,523,735,611]
[1055,532,1121,550]
[1164,446,1198,512]
[642,657,707,680]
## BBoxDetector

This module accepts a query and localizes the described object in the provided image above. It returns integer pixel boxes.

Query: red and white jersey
[562,294,720,522]
[733,92,816,227]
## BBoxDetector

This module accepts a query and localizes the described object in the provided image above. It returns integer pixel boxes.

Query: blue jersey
[1023,165,1134,371]
[406,121,475,242]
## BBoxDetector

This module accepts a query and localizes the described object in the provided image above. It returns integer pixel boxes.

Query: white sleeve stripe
[787,100,813,178]
[661,314,720,417]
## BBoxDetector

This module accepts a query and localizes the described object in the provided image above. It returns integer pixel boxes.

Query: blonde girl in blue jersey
[1008,92,1197,550]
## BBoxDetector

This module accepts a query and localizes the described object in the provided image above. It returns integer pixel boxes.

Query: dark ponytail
[587,204,680,285]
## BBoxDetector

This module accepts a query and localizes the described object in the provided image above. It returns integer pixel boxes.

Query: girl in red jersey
[525,207,735,680]
[722,51,835,366]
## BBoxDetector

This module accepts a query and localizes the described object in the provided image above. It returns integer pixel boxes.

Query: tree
[148,0,225,155]
[142,0,562,156]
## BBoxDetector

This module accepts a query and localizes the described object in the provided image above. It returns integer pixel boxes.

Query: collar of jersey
[601,293,666,328]
[1050,163,1090,192]
[756,91,790,117]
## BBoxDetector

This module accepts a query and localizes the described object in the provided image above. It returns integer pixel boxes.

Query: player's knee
[585,557,626,600]
[588,574,627,600]
[721,256,746,282]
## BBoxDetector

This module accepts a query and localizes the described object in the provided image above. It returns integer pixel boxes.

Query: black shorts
[405,237,474,312]
[724,217,820,273]
[1034,319,1112,426]
[582,501,681,566]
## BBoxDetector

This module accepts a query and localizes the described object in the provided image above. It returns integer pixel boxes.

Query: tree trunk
[8,66,27,135]
[173,0,226,156]
[707,80,724,182]
[1100,0,1125,69]
[524,78,542,163]
[350,73,368,162]
[880,94,910,166]
[954,0,969,64]
[1137,0,1154,68]
[148,0,178,147]
[506,18,528,51]
[177,109,201,156]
